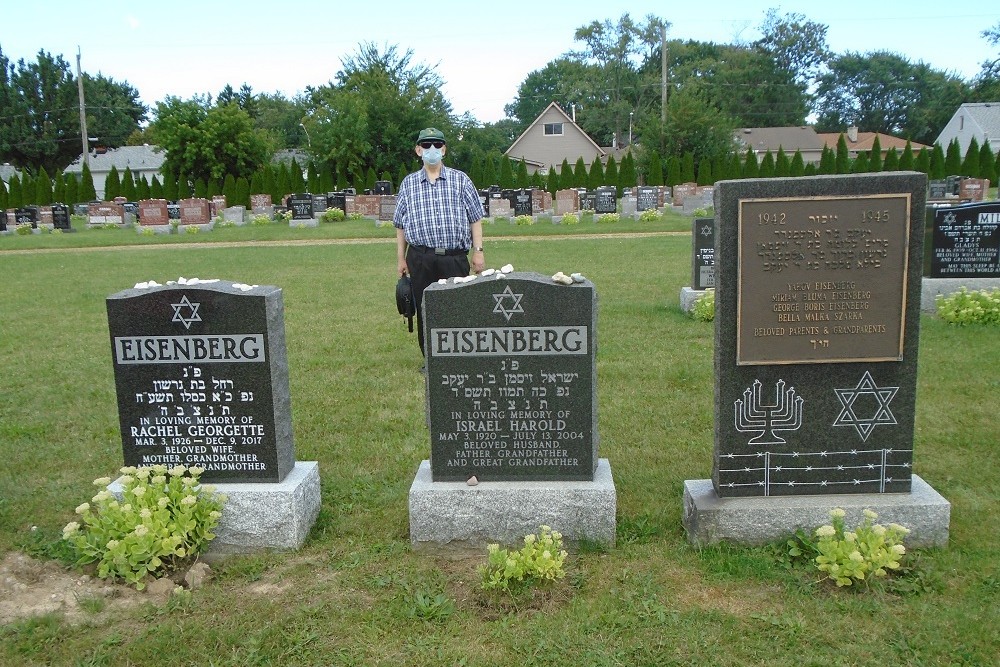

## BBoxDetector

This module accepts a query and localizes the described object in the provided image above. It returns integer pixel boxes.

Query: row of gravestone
[2,204,72,231]
[928,176,990,202]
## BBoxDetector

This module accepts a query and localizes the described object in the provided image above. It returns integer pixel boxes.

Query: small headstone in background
[15,206,38,228]
[88,201,124,226]
[288,194,313,221]
[489,197,512,218]
[223,206,247,225]
[167,203,181,220]
[326,192,346,213]
[959,177,988,202]
[211,195,227,218]
[672,183,697,207]
[179,198,211,226]
[378,195,397,223]
[374,180,394,195]
[580,191,597,212]
[51,204,71,230]
[555,189,579,215]
[594,187,617,214]
[636,186,658,212]
[138,199,170,226]
[692,218,716,290]
[513,189,532,217]
[621,195,637,218]
[353,194,380,218]
[928,180,949,200]
[250,194,273,217]
[930,201,1000,278]
[311,195,327,215]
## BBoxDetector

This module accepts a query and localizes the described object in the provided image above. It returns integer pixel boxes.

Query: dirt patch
[0,552,143,625]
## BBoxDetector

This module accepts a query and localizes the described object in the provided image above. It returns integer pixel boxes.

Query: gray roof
[1,163,21,183]
[735,127,825,153]
[957,102,1000,138]
[64,145,166,174]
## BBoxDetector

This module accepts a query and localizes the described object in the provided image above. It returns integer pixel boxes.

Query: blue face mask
[421,147,443,165]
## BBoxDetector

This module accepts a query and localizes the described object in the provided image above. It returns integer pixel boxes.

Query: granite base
[682,474,950,547]
[679,286,709,313]
[136,224,173,235]
[409,458,617,553]
[921,277,1000,312]
[109,461,320,555]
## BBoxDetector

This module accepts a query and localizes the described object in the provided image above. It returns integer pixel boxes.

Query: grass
[0,219,998,665]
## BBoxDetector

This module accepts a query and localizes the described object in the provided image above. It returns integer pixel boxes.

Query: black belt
[409,244,468,256]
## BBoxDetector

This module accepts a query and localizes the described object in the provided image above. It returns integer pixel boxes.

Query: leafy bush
[479,526,567,596]
[250,214,272,226]
[639,209,661,222]
[936,287,1000,325]
[321,207,346,222]
[63,465,226,590]
[514,215,535,226]
[560,213,580,225]
[15,223,33,235]
[597,213,620,224]
[347,212,365,221]
[789,508,909,588]
[690,289,715,321]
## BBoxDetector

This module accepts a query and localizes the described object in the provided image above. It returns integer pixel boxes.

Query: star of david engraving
[492,286,524,321]
[942,212,956,224]
[832,371,898,442]
[699,224,713,236]
[171,295,202,329]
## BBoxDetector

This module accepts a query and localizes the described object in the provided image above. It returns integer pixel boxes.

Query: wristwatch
[473,246,484,252]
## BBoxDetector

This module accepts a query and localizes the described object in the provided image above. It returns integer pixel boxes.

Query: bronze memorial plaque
[737,194,911,365]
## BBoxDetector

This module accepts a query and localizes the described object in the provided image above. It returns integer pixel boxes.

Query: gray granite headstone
[930,202,1000,278]
[422,272,598,482]
[288,194,313,220]
[106,280,295,484]
[594,187,617,214]
[637,186,658,212]
[713,173,926,497]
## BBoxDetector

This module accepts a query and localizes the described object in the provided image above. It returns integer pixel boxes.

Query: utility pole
[660,26,668,124]
[76,47,89,167]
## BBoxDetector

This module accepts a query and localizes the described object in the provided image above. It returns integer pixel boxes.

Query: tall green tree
[944,139,963,175]
[789,150,805,177]
[573,157,588,188]
[929,144,946,178]
[979,141,997,185]
[619,152,637,190]
[883,147,899,172]
[588,157,605,190]
[499,157,514,189]
[774,148,790,177]
[759,151,776,178]
[961,137,981,177]
[899,141,915,171]
[835,135,851,174]
[104,166,121,200]
[743,148,759,179]
[79,163,97,201]
[34,167,53,205]
[604,156,619,195]
[868,136,883,172]
[645,150,663,186]
[121,167,137,200]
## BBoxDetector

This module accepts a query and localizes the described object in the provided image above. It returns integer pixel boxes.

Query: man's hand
[471,251,485,274]
[398,258,408,277]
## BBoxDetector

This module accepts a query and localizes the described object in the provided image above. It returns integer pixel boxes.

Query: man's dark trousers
[406,245,470,356]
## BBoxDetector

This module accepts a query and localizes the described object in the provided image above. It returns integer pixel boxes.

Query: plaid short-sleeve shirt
[393,165,484,250]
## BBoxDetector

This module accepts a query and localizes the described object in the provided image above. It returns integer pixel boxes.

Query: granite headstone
[106,280,296,484]
[422,272,598,482]
[692,217,716,290]
[713,173,926,497]
[930,202,1000,278]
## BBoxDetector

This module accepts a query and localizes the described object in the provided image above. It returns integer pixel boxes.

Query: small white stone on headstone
[500,264,514,273]
[466,476,479,486]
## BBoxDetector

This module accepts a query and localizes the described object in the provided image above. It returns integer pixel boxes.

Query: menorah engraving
[734,379,804,445]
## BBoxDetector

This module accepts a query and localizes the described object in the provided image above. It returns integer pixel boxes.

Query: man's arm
[396,227,408,277]
[470,220,484,274]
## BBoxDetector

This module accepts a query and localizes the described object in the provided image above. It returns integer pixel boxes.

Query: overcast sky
[4,0,997,124]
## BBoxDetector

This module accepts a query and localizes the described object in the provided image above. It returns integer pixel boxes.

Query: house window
[543,123,563,136]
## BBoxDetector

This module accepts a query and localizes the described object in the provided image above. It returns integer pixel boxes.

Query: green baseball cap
[416,127,446,144]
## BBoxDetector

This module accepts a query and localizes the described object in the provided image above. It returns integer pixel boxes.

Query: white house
[935,103,1000,155]
[63,145,166,199]
[505,102,606,175]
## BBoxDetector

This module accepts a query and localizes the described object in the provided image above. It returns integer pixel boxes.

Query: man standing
[394,127,485,360]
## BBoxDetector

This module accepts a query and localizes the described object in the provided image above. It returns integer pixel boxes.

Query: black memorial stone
[311,195,327,214]
[928,180,948,200]
[423,272,598,482]
[106,281,295,483]
[51,204,71,230]
[123,202,139,217]
[946,175,961,196]
[594,187,617,214]
[692,217,716,290]
[713,173,926,498]
[289,194,313,220]
[15,206,38,227]
[374,180,393,195]
[929,202,1000,278]
[167,203,181,220]
[327,192,346,213]
[478,190,490,216]
[580,191,596,212]
[637,186,658,212]
[513,189,532,216]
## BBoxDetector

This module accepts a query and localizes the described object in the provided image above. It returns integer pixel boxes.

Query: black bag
[396,275,415,332]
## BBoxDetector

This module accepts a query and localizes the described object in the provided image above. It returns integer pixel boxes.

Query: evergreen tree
[818,146,836,175]
[573,157,588,188]
[105,166,122,200]
[207,179,220,198]
[882,148,899,172]
[337,166,349,192]
[223,174,237,204]
[868,136,882,173]
[604,156,618,195]
[944,139,962,176]
[80,163,97,201]
[915,148,931,175]
[680,152,696,183]
[547,166,559,195]
[979,142,997,185]
[150,175,163,199]
[727,153,742,180]
[774,148,790,177]
[588,157,605,190]
[53,172,66,203]
[804,162,817,176]
[835,135,851,174]
[559,158,572,188]
[929,144,946,178]
[21,173,35,205]
[321,163,336,193]
[8,174,23,208]
[743,148,759,179]
[136,175,151,200]
[0,178,7,210]
[696,159,713,186]
[193,178,208,198]
[759,151,776,178]
[515,160,529,188]
[646,152,663,186]
[852,152,870,173]
[961,137,981,177]
[289,160,307,193]
[711,155,727,183]
[482,153,498,187]
[789,150,805,177]
[176,173,192,199]
[530,171,543,189]
[666,156,681,186]
[899,141,915,171]
[499,158,514,189]
[65,174,79,205]
[121,167,137,200]
[275,163,291,199]
[235,177,250,208]
[308,161,321,193]
[35,167,53,205]
[395,165,408,191]
[365,167,377,192]
[619,152,637,190]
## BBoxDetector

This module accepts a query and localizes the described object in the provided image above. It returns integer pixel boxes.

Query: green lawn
[0,220,997,666]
